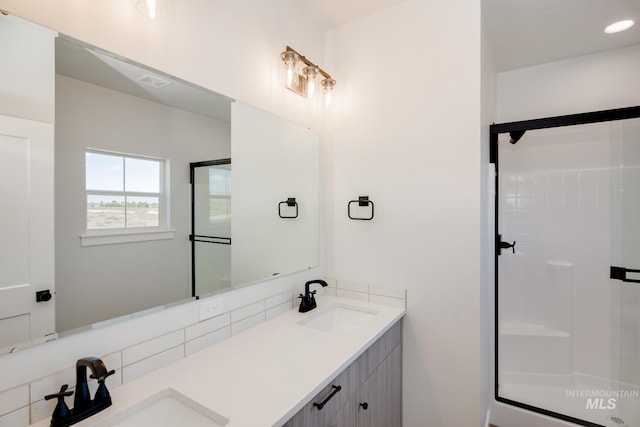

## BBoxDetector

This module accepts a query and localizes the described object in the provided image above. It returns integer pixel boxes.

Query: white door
[0,114,54,353]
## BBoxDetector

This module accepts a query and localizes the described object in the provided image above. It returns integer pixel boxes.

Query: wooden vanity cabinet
[284,319,403,427]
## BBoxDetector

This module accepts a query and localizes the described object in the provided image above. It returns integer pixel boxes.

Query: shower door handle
[497,234,516,255]
[610,266,640,283]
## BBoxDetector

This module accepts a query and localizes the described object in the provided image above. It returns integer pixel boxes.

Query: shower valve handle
[502,240,516,253]
[498,235,516,255]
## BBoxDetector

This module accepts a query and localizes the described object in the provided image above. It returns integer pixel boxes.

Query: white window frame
[80,149,174,246]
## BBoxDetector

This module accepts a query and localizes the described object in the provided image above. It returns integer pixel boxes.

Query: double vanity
[30,296,404,427]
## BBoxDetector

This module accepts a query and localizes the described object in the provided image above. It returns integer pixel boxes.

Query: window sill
[80,229,176,247]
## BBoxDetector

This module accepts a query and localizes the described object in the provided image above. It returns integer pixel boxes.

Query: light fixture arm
[284,46,332,80]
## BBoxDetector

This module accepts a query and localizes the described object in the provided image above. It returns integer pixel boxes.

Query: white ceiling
[484,0,640,72]
[290,0,640,72]
[56,36,232,122]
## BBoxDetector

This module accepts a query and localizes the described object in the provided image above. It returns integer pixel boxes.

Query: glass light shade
[321,78,336,108]
[136,0,168,20]
[324,91,332,108]
[280,51,299,88]
[303,66,319,98]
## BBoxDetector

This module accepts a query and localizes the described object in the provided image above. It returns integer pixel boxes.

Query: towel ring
[279,197,299,219]
[348,196,374,220]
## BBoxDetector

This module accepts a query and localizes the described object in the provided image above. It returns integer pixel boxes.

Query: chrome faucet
[45,357,115,427]
[299,279,328,313]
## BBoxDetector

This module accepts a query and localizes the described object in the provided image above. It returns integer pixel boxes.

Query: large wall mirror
[0,14,320,354]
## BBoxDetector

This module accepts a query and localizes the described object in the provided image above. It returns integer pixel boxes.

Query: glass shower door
[190,160,232,297]
[609,118,640,427]
[495,115,640,427]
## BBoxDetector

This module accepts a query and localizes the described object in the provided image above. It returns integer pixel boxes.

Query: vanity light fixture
[604,19,635,33]
[280,46,336,107]
[135,0,168,20]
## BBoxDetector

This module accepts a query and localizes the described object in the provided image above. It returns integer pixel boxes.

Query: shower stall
[190,159,232,297]
[492,106,640,427]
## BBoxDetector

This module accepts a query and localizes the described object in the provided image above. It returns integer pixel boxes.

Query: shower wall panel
[499,122,613,381]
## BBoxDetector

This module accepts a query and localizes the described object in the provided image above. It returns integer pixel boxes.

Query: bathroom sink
[298,303,379,332]
[92,388,228,427]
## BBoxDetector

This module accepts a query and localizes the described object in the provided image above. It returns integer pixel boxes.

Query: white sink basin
[298,303,379,332]
[93,388,228,427]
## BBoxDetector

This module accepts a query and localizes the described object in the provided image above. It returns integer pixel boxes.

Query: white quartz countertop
[31,296,405,427]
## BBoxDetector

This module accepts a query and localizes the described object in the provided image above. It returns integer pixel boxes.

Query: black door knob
[36,290,52,302]
[359,402,368,410]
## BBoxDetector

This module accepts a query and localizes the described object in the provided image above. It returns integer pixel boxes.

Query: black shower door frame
[189,158,232,298]
[490,105,640,427]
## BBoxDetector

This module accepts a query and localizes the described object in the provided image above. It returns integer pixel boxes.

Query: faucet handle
[90,369,116,382]
[44,384,74,401]
[309,290,318,306]
[45,385,73,423]
[91,369,115,405]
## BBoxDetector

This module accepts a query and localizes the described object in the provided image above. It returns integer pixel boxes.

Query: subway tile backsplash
[122,345,185,383]
[185,313,230,342]
[122,330,184,366]
[266,300,293,320]
[337,288,369,302]
[2,278,406,426]
[0,407,29,427]
[230,300,266,323]
[325,278,407,309]
[185,326,230,356]
[0,386,28,418]
[230,312,265,336]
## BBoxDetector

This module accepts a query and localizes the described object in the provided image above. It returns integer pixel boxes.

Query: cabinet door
[355,344,402,427]
[332,396,356,427]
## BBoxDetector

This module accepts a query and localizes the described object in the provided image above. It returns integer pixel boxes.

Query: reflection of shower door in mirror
[190,159,232,297]
[0,115,55,352]
[493,109,640,427]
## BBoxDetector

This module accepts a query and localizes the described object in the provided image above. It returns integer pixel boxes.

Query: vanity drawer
[283,366,352,427]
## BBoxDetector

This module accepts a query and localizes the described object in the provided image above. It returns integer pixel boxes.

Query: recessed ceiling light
[605,19,635,34]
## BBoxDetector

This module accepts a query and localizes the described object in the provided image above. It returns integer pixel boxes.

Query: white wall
[324,1,483,425]
[0,14,55,123]
[497,44,640,123]
[55,75,230,331]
